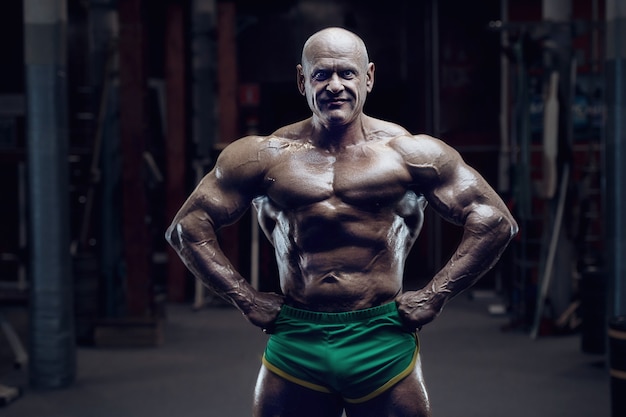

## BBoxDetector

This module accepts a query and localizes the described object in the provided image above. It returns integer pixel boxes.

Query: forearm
[430,209,517,303]
[166,219,257,314]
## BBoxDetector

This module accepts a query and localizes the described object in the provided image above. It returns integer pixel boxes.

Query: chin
[325,116,349,126]
[319,112,354,127]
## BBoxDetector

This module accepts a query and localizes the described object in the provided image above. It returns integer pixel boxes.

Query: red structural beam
[165,0,188,302]
[118,0,153,316]
[215,1,241,271]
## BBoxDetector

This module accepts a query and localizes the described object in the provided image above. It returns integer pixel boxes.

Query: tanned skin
[166,27,518,417]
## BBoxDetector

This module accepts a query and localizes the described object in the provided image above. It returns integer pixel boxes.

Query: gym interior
[0,0,623,415]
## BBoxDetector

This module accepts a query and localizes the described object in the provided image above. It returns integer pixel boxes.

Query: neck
[311,114,369,151]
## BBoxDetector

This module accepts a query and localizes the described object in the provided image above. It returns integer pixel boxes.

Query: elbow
[508,217,519,239]
[165,212,216,251]
[469,208,518,247]
[468,204,518,241]
[494,215,518,249]
[494,213,518,241]
[165,222,179,248]
[165,218,187,251]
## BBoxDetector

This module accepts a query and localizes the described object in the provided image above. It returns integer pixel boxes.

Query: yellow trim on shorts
[343,342,419,404]
[262,336,419,404]
[262,355,333,394]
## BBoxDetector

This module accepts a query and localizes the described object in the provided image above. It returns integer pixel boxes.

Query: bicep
[171,149,264,243]
[175,172,253,238]
[414,144,507,228]
[426,165,482,222]
[432,173,514,246]
[186,137,268,222]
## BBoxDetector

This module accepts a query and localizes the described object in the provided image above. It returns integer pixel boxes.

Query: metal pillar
[88,0,122,318]
[530,0,576,338]
[606,0,626,317]
[24,0,75,388]
[425,0,442,275]
[498,0,510,194]
[605,3,626,408]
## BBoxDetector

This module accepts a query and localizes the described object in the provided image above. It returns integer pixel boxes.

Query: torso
[252,117,428,312]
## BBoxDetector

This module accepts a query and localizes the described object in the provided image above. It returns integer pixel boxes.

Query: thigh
[344,355,431,417]
[253,364,344,417]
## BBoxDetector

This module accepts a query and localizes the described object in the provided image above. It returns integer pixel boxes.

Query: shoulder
[362,117,457,162]
[214,122,311,180]
[384,134,473,191]
[390,134,462,168]
[210,135,276,191]
[270,119,312,139]
[217,130,297,164]
[215,135,265,168]
[363,115,412,139]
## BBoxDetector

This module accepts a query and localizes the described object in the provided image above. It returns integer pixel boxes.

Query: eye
[312,70,329,81]
[341,70,356,79]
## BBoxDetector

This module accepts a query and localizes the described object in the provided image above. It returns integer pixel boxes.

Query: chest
[264,144,413,209]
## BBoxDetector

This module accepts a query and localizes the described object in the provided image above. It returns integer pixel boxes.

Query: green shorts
[262,302,419,404]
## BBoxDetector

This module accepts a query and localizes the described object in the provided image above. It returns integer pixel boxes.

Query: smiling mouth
[326,99,348,107]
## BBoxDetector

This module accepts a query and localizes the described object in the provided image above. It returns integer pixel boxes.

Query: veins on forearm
[173,219,254,308]
[433,210,513,300]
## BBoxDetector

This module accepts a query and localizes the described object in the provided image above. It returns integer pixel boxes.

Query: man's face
[297,37,374,128]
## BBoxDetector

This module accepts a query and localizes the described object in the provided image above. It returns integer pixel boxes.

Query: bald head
[296,27,375,128]
[301,27,370,70]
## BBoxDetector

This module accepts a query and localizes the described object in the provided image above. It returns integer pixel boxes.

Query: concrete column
[605,0,626,317]
[23,0,75,388]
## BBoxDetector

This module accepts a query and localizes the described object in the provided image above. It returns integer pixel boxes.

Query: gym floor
[0,292,611,417]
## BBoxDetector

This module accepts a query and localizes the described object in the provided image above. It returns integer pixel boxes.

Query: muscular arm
[165,136,283,328]
[395,135,518,329]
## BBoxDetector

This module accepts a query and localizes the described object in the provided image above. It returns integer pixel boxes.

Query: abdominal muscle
[283,254,405,312]
[254,177,423,312]
[264,205,414,312]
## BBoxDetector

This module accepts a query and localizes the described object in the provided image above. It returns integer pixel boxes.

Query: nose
[326,73,344,94]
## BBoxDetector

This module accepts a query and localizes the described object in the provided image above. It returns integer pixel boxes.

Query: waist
[280,302,398,323]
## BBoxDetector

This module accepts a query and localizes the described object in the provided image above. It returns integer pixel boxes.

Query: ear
[296,64,306,96]
[365,62,375,93]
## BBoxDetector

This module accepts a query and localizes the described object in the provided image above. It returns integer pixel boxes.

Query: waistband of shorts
[280,302,398,323]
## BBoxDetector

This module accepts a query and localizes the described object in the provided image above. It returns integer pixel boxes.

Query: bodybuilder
[166,27,518,417]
